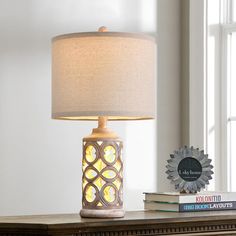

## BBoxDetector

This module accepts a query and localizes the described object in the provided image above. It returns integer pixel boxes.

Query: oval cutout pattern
[85,185,97,202]
[104,146,116,163]
[85,145,97,162]
[103,185,116,203]
[102,169,117,179]
[85,168,98,180]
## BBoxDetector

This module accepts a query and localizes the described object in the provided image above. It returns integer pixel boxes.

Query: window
[207,0,236,191]
[227,29,236,190]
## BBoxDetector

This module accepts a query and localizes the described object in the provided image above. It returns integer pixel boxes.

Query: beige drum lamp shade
[52,31,156,120]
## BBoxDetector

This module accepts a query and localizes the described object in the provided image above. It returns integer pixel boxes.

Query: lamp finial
[98,26,108,32]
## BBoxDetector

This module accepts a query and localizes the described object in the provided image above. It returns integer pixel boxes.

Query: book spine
[180,194,236,203]
[144,193,236,204]
[179,201,236,212]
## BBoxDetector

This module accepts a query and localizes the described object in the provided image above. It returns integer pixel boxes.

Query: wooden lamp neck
[98,116,108,129]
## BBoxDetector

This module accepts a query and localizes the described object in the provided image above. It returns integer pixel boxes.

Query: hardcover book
[144,200,236,212]
[144,192,236,204]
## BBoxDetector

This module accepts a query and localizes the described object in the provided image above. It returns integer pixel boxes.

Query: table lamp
[51,27,156,218]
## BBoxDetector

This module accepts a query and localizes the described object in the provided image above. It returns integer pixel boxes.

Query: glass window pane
[208,36,216,130]
[208,0,220,25]
[229,32,236,191]
[231,32,236,117]
[207,35,216,189]
[230,121,236,191]
[233,0,236,22]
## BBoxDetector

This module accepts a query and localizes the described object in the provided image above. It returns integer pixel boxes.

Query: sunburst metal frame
[166,146,214,193]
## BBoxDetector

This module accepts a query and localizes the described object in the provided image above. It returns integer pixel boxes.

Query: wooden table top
[1,210,236,229]
[2,211,236,236]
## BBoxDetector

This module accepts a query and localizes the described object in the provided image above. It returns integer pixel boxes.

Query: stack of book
[144,192,236,212]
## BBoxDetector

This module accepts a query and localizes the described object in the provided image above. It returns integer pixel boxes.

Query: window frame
[190,0,236,191]
[221,22,236,191]
[205,0,236,191]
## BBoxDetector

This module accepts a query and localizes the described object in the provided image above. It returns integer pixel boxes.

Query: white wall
[157,0,181,191]
[0,0,158,216]
[189,0,205,149]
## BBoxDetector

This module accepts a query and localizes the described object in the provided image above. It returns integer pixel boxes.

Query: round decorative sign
[166,146,214,193]
[177,157,202,182]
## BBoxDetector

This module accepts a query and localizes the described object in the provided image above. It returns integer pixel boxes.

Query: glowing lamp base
[80,117,124,218]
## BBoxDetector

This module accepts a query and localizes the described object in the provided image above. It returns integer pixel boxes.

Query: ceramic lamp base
[80,117,124,218]
[80,209,125,218]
